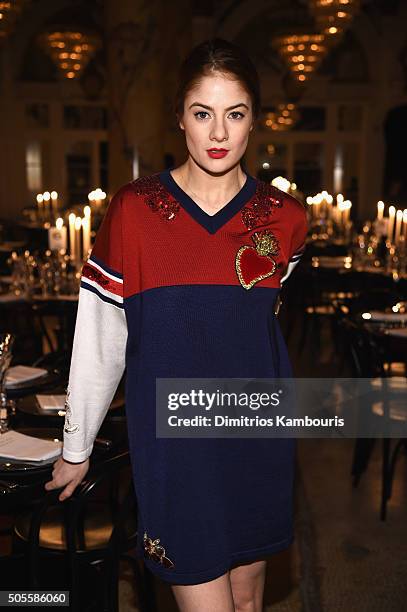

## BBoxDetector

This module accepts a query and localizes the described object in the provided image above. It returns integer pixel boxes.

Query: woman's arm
[45,187,128,499]
[61,270,127,463]
[62,188,127,463]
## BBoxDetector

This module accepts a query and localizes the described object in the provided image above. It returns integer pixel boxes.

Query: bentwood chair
[12,451,157,612]
[297,265,361,355]
[331,287,404,374]
[339,318,407,521]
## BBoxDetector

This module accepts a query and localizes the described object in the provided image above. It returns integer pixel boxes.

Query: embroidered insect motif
[131,174,180,221]
[241,181,283,230]
[235,229,280,290]
[143,531,175,569]
[63,389,80,434]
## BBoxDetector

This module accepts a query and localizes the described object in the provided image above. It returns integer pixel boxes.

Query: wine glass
[0,333,15,433]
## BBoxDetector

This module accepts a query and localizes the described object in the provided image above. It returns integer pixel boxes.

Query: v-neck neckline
[158,167,257,234]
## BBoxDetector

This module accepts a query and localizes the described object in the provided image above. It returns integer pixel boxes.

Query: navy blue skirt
[124,285,296,585]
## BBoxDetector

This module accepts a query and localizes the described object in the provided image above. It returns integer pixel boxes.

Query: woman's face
[178,71,254,174]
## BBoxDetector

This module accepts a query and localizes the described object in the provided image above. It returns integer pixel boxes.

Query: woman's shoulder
[112,172,164,201]
[251,177,307,224]
[109,171,179,222]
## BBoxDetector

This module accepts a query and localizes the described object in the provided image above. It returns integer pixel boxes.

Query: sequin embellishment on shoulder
[131,174,180,221]
[241,181,284,230]
[143,531,175,569]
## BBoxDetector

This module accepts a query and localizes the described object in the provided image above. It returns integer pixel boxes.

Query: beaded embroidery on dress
[143,532,175,569]
[63,389,79,434]
[241,181,284,230]
[131,174,180,221]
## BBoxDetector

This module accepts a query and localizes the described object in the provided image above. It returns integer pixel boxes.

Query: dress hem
[139,533,294,585]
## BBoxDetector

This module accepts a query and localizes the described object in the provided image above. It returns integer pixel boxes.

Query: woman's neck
[170,160,247,216]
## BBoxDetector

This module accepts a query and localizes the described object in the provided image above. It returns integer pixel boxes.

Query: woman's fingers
[59,482,78,502]
[44,457,89,500]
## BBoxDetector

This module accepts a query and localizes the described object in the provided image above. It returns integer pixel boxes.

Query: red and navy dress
[62,168,308,585]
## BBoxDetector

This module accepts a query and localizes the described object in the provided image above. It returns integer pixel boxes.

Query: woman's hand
[45,456,90,501]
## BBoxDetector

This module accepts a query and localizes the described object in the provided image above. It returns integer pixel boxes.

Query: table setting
[2,364,62,404]
[360,302,407,331]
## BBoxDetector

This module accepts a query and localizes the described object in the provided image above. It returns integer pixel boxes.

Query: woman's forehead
[185,73,251,102]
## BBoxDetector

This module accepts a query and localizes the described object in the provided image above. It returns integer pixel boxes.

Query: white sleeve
[62,285,127,463]
[280,200,308,286]
[62,189,128,463]
[280,245,305,285]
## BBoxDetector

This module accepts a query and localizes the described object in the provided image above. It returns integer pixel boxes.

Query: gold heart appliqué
[235,230,280,290]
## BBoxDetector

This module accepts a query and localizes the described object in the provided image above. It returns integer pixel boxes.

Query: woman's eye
[229,111,245,119]
[193,111,245,120]
[194,111,209,120]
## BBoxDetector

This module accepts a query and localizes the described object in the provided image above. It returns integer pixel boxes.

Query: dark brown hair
[174,38,261,122]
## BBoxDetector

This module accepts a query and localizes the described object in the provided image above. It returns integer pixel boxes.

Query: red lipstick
[207,148,229,159]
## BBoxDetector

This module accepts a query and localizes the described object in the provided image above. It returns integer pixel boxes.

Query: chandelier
[0,0,26,39]
[273,34,327,82]
[264,103,300,131]
[38,30,101,79]
[309,0,361,41]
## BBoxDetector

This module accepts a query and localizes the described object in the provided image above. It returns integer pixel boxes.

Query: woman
[46,38,308,611]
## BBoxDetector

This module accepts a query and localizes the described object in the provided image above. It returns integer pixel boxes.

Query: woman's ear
[176,113,185,131]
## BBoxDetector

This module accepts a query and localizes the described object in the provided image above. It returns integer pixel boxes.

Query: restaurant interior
[0,0,406,610]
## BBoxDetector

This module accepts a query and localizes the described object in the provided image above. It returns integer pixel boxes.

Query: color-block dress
[62,168,308,585]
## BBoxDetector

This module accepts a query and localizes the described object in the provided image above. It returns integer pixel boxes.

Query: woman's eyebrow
[188,102,249,111]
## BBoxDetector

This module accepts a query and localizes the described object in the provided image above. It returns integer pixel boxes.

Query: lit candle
[51,191,58,217]
[43,191,51,222]
[69,213,76,262]
[387,205,396,243]
[343,200,352,225]
[306,196,313,219]
[93,188,102,209]
[82,206,91,259]
[403,209,407,238]
[48,217,67,251]
[377,201,384,221]
[315,195,322,219]
[336,194,344,225]
[74,216,82,264]
[36,193,43,222]
[394,209,403,245]
[326,194,333,219]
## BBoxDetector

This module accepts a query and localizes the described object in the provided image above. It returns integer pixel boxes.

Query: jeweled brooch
[143,532,175,569]
[63,389,80,434]
[235,229,280,290]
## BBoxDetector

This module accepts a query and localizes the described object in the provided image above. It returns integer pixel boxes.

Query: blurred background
[0,2,406,611]
[0,0,407,220]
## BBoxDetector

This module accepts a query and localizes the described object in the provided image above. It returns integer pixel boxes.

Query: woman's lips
[207,149,229,159]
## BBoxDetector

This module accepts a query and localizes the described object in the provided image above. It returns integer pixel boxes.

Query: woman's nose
[209,121,228,142]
